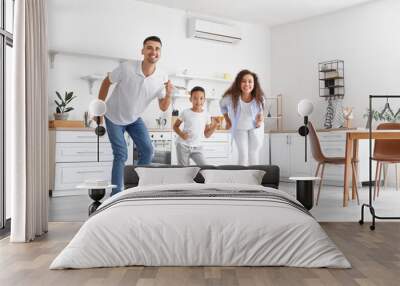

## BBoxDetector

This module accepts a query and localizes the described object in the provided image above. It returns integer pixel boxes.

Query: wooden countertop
[49,127,231,133]
[268,128,357,134]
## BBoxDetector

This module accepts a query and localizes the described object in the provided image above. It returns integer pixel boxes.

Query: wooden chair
[373,123,400,199]
[308,122,359,205]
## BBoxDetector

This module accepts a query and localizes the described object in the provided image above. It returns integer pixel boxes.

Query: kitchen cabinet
[49,129,133,196]
[271,130,371,186]
[270,133,313,179]
[171,132,233,165]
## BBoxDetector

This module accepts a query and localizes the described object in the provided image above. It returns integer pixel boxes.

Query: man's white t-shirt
[236,98,254,130]
[105,60,167,125]
[177,109,210,147]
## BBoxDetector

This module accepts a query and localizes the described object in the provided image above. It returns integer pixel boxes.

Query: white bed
[50,183,351,269]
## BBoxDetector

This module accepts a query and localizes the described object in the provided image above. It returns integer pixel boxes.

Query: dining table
[343,129,400,207]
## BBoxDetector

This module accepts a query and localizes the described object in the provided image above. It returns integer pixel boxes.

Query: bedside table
[76,183,116,215]
[289,177,319,210]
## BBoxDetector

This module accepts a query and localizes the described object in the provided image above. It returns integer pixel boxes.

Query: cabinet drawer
[317,132,346,142]
[56,131,110,143]
[321,141,345,157]
[56,143,113,162]
[202,142,230,158]
[323,164,344,181]
[203,132,230,142]
[54,162,112,191]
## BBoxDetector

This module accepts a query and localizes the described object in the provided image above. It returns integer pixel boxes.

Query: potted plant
[363,108,400,128]
[54,91,76,120]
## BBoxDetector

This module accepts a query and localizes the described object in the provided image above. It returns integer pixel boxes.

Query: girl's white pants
[233,126,264,166]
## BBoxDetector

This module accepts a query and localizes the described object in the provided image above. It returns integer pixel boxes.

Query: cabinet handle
[77,136,95,138]
[76,151,105,154]
[77,170,103,174]
[324,148,344,151]
[320,135,344,139]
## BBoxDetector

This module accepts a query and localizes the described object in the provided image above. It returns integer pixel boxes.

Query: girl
[220,70,265,165]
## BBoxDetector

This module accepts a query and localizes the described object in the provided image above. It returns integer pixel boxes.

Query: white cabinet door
[202,142,230,158]
[270,134,290,178]
[171,133,232,165]
[259,134,270,165]
[54,162,112,196]
[290,135,314,177]
[55,142,113,162]
[56,131,110,143]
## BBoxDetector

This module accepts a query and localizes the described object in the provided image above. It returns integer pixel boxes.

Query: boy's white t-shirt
[105,60,168,125]
[177,109,210,147]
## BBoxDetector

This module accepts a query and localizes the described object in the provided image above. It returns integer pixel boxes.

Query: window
[1,0,14,232]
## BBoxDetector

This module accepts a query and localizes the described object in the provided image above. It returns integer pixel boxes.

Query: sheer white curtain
[10,0,49,242]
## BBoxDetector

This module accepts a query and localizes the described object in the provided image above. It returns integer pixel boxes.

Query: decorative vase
[54,112,69,120]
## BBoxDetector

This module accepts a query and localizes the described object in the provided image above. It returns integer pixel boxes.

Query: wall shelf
[48,49,133,68]
[319,60,345,99]
[265,94,283,131]
[169,73,231,91]
[169,73,231,111]
[80,74,105,94]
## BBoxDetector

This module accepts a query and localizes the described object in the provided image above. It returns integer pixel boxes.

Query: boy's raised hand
[180,131,189,140]
[211,117,221,128]
[164,80,174,96]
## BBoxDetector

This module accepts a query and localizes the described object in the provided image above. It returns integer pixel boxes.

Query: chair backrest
[374,122,400,159]
[308,122,325,163]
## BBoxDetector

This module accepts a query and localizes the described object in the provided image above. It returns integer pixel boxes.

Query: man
[98,36,173,196]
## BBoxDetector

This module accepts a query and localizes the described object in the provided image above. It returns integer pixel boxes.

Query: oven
[132,131,172,165]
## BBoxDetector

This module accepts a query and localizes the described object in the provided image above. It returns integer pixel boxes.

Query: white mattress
[50,183,350,269]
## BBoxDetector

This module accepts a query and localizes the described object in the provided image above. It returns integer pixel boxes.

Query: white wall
[271,0,400,130]
[47,0,271,128]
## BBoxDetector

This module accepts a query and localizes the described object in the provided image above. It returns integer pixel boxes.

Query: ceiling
[137,0,375,26]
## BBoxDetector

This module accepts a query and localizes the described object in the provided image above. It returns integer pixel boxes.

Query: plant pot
[54,112,69,120]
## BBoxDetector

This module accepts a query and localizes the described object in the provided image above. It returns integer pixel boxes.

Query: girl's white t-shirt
[177,109,210,147]
[236,98,254,130]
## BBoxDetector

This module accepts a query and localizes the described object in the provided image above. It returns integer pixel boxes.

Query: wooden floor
[1,222,400,286]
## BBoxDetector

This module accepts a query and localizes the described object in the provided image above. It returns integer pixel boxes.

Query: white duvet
[50,183,350,269]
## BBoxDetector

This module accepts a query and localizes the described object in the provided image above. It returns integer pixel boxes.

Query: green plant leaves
[64,107,74,112]
[364,108,400,122]
[55,91,76,113]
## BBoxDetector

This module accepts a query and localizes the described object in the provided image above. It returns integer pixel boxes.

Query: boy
[173,86,220,166]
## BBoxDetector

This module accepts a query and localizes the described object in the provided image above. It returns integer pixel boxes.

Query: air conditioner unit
[187,18,242,44]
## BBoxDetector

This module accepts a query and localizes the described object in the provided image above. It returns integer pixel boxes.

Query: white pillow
[200,169,266,185]
[135,167,200,186]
